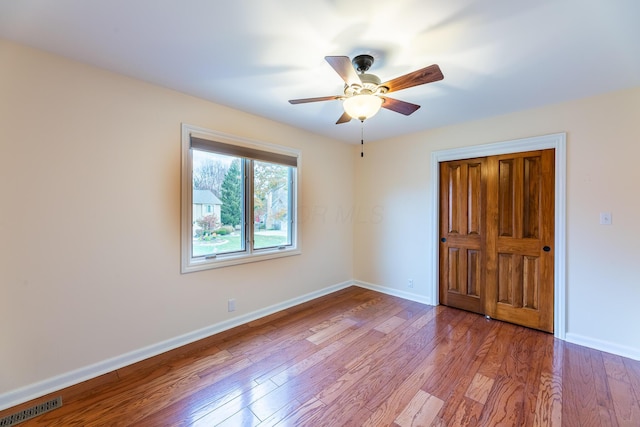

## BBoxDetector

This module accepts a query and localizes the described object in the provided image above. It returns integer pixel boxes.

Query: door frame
[429,133,566,339]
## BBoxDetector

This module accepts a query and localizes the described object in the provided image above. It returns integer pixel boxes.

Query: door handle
[441,237,447,243]
[543,246,551,252]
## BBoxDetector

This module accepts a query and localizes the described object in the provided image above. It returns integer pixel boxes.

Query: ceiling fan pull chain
[360,120,365,157]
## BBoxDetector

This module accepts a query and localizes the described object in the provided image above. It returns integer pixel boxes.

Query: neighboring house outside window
[192,190,222,236]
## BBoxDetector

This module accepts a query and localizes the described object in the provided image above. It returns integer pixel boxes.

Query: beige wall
[0,40,354,400]
[353,86,640,358]
[2,37,639,407]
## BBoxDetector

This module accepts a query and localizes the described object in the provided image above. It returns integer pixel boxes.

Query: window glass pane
[253,161,292,249]
[192,149,244,257]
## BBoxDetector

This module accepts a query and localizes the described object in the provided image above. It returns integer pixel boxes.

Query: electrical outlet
[228,298,236,312]
[408,279,414,288]
[600,212,612,225]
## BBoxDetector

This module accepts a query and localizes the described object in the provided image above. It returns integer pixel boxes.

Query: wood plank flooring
[7,286,640,426]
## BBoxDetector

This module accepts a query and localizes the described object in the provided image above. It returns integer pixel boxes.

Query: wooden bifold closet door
[439,149,554,333]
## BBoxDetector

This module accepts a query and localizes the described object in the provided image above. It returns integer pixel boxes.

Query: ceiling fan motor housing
[345,73,386,96]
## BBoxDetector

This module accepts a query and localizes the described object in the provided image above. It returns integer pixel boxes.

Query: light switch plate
[600,212,612,225]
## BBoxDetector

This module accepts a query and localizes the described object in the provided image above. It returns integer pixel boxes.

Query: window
[181,124,300,272]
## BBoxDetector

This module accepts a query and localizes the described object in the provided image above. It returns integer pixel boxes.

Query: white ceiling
[1,0,639,143]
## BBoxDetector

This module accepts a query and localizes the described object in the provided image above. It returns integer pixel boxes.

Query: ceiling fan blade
[381,64,444,93]
[325,56,362,87]
[380,96,421,115]
[336,111,352,124]
[288,95,340,104]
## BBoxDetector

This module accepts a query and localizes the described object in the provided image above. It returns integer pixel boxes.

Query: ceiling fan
[289,54,444,124]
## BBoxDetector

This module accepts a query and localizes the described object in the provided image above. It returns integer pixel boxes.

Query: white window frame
[181,124,301,273]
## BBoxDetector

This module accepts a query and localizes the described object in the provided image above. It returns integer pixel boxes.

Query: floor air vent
[0,397,62,426]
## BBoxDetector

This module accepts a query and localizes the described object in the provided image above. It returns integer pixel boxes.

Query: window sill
[181,247,301,273]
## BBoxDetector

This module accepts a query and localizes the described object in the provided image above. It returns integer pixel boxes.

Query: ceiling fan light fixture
[343,94,383,121]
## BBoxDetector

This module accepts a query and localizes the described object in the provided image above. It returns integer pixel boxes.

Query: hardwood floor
[7,286,640,426]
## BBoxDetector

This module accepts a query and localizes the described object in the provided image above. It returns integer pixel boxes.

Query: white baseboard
[353,280,433,305]
[0,280,354,411]
[5,280,637,412]
[565,333,640,361]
